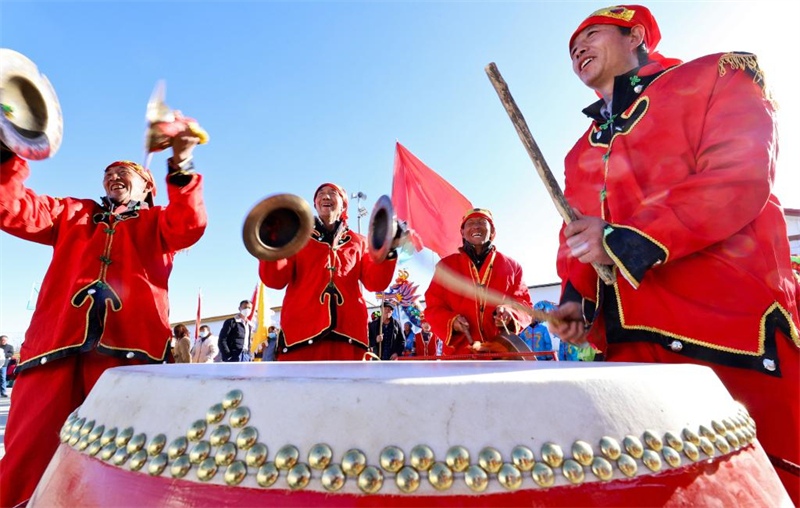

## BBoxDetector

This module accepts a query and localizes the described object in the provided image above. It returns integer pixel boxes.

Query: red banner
[391,142,472,259]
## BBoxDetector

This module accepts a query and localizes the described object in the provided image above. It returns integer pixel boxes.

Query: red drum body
[31,362,791,506]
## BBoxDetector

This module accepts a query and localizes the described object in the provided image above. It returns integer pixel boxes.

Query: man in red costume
[414,320,440,359]
[425,208,532,356]
[0,131,206,506]
[550,5,799,501]
[259,183,397,361]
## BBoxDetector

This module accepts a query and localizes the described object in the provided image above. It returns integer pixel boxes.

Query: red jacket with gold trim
[558,52,800,375]
[259,224,396,357]
[0,155,207,371]
[425,247,532,356]
[414,331,439,358]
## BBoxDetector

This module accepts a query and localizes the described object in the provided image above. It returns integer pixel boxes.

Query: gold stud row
[60,392,756,492]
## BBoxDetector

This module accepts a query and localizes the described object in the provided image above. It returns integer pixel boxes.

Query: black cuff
[560,281,597,327]
[166,157,196,187]
[603,225,667,286]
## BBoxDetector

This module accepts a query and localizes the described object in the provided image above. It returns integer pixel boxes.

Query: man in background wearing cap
[551,5,799,500]
[368,300,404,361]
[260,182,397,361]
[0,130,206,505]
[425,208,532,356]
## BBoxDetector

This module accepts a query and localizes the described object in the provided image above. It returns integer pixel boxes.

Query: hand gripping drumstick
[433,264,560,326]
[484,62,616,286]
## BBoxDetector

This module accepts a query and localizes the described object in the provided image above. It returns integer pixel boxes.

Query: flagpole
[378,293,385,360]
[194,287,202,340]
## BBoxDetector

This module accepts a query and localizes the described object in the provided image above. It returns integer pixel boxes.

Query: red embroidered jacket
[259,225,396,357]
[0,155,207,371]
[425,247,532,356]
[558,52,800,374]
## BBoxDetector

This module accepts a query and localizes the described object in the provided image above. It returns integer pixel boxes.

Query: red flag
[195,289,202,339]
[247,283,258,321]
[391,142,473,259]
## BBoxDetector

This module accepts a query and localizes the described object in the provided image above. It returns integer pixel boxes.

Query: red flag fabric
[248,283,258,321]
[391,142,473,259]
[195,289,202,339]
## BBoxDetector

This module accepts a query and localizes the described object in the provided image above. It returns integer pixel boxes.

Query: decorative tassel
[718,52,776,106]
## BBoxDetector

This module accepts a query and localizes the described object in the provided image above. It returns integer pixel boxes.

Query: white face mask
[200,331,209,338]
[240,308,251,316]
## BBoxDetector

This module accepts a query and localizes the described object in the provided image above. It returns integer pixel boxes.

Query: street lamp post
[351,191,368,234]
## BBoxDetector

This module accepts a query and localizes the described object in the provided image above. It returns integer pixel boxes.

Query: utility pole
[351,191,368,234]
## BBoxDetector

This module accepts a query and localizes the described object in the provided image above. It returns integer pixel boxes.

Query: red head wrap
[104,160,156,206]
[461,208,496,241]
[569,5,681,68]
[313,182,349,221]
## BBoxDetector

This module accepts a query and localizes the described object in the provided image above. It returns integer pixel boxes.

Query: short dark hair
[240,300,252,308]
[617,26,650,66]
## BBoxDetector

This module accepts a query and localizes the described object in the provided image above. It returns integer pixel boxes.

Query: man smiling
[425,208,532,356]
[551,5,799,501]
[259,182,397,360]
[0,129,206,506]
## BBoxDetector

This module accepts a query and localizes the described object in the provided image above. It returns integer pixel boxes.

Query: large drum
[32,362,790,506]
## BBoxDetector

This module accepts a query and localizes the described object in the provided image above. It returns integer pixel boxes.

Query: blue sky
[1,1,798,344]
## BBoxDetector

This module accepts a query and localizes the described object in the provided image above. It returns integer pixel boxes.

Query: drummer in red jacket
[551,5,799,501]
[425,208,532,357]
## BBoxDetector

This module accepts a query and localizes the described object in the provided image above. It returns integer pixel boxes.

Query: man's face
[382,307,393,322]
[422,322,431,333]
[240,304,252,316]
[461,217,492,247]
[103,165,151,205]
[314,186,344,223]
[570,24,642,96]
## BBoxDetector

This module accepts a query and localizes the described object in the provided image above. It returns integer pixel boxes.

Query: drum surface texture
[31,361,791,506]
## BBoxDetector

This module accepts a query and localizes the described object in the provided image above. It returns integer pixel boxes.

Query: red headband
[569,5,681,68]
[461,208,496,240]
[105,160,156,206]
[314,182,349,221]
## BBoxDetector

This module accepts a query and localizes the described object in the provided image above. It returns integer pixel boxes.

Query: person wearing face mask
[0,128,206,506]
[191,325,219,364]
[218,300,255,362]
[260,325,279,362]
[259,182,397,361]
[424,208,532,357]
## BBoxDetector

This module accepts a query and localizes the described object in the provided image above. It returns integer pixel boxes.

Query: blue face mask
[268,332,277,339]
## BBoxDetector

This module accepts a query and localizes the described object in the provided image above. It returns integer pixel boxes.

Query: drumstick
[484,62,616,286]
[433,264,560,326]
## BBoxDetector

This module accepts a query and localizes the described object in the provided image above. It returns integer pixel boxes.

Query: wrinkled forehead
[462,216,491,228]
[315,185,341,198]
[104,164,143,177]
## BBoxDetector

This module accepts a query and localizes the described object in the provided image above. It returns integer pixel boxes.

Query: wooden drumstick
[432,264,560,326]
[484,62,616,286]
